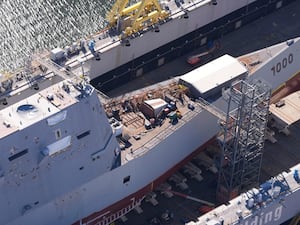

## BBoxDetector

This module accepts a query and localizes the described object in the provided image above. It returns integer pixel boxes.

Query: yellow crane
[106,0,169,37]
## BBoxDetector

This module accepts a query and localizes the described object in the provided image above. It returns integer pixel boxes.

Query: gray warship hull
[4,38,299,225]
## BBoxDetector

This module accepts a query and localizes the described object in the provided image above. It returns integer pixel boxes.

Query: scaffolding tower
[216,79,271,203]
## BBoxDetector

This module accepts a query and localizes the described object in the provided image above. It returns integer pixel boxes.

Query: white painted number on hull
[271,53,293,76]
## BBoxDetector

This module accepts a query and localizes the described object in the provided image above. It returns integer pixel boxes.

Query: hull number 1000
[271,53,293,75]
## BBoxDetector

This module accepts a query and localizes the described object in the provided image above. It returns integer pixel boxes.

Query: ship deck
[107,71,300,224]
[100,78,207,165]
[107,1,300,224]
[111,80,300,225]
[100,36,298,167]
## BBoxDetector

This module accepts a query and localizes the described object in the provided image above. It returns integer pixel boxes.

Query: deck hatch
[123,176,130,184]
[77,130,91,139]
[8,149,28,161]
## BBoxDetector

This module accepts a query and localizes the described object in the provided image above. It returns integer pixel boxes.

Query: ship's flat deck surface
[102,37,292,166]
[112,1,300,225]
[102,81,205,165]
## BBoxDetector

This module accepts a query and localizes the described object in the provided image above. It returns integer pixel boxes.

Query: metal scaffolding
[216,79,271,203]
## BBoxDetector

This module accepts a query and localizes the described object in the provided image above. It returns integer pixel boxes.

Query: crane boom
[106,0,130,26]
[106,0,169,37]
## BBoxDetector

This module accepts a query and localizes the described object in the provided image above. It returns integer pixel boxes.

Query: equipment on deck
[106,0,169,37]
